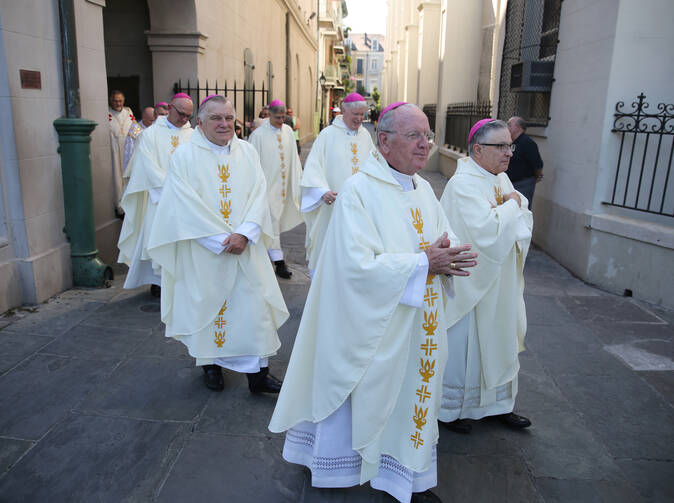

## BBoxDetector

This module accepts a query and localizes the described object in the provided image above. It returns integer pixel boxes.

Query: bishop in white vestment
[117,95,194,295]
[122,106,157,181]
[301,92,375,274]
[109,90,135,215]
[439,119,533,433]
[147,95,288,394]
[270,104,477,503]
[248,99,302,279]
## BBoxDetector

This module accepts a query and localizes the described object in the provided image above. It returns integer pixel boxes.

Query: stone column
[417,1,442,109]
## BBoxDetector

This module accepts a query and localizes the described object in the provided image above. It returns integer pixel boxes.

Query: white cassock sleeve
[148,187,162,204]
[301,186,330,212]
[195,222,261,254]
[399,252,429,307]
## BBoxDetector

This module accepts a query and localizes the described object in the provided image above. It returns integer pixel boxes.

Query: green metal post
[54,118,112,286]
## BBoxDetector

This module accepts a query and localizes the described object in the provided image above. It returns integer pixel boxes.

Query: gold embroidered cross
[219,200,232,220]
[410,432,424,449]
[276,134,282,143]
[415,384,432,403]
[351,156,359,164]
[419,358,436,383]
[351,142,358,155]
[422,310,438,336]
[218,164,230,183]
[424,287,438,308]
[420,338,438,357]
[410,208,424,234]
[219,185,231,198]
[170,136,179,151]
[214,330,226,347]
[214,318,227,329]
[413,404,429,430]
[418,238,430,250]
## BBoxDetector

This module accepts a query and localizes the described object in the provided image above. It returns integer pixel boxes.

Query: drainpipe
[53,0,112,286]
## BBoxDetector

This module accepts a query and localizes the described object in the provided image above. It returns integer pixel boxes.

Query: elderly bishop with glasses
[438,119,533,434]
[270,103,477,503]
[117,93,194,297]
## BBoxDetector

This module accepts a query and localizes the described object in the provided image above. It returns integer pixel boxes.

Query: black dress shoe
[274,260,292,279]
[202,364,224,391]
[442,418,472,434]
[247,367,283,394]
[411,489,443,503]
[495,412,531,429]
[150,284,161,298]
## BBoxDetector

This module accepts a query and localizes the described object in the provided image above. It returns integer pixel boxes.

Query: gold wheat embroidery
[419,358,436,383]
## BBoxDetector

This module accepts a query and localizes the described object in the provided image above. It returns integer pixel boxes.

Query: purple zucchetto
[467,118,493,143]
[379,101,407,119]
[171,93,193,101]
[200,94,221,106]
[269,99,285,109]
[343,92,366,103]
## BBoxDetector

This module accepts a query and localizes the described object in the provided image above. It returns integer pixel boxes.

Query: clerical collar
[268,122,282,132]
[389,166,415,192]
[166,119,180,130]
[472,158,497,179]
[345,127,358,136]
[203,134,231,155]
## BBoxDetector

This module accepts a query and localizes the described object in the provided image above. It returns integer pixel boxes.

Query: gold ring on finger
[450,262,456,269]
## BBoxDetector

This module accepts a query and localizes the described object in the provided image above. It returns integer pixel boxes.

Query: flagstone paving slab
[0,437,33,475]
[0,354,118,440]
[157,434,304,503]
[78,356,212,422]
[0,414,183,502]
[0,331,54,374]
[39,324,151,361]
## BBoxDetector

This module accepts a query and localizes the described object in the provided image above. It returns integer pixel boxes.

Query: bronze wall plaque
[20,70,41,89]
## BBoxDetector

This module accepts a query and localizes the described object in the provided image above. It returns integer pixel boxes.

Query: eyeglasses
[380,130,435,143]
[479,143,516,153]
[172,107,191,119]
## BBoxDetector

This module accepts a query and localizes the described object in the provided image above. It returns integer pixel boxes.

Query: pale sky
[343,0,388,36]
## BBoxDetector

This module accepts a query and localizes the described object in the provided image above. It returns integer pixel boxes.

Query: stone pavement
[0,169,672,502]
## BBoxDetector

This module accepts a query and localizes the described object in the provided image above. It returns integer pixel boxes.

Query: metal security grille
[173,79,269,137]
[444,102,492,152]
[498,0,561,126]
[605,93,674,217]
[422,104,437,133]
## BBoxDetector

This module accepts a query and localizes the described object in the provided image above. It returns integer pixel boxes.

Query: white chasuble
[109,107,134,208]
[117,116,193,289]
[248,121,303,247]
[301,116,375,269]
[270,151,459,480]
[147,129,288,360]
[439,156,532,409]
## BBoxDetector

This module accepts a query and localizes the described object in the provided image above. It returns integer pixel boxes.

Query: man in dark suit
[507,116,543,210]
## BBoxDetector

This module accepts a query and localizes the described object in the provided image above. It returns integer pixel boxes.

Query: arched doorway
[103,0,153,117]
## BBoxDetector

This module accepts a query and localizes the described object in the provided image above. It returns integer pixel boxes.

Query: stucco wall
[533,0,674,307]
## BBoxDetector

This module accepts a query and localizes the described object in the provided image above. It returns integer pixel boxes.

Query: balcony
[324,64,340,86]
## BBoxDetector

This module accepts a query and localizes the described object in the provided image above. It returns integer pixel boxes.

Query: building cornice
[145,31,208,54]
[276,0,319,50]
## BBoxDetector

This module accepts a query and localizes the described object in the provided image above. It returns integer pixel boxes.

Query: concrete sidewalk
[0,170,672,502]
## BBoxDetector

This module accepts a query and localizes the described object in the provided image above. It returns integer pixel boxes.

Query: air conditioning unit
[510,60,554,92]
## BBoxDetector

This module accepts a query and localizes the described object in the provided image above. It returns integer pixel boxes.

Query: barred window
[498,0,562,126]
